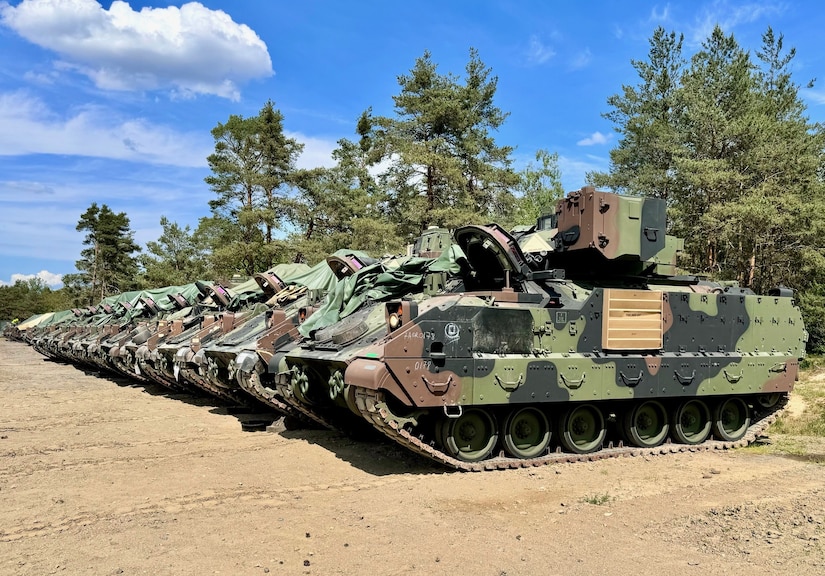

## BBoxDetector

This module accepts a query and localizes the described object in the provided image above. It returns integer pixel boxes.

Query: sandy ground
[1,338,823,576]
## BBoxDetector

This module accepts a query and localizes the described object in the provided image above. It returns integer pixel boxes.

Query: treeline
[0,278,73,324]
[591,25,825,350]
[60,48,565,299]
[7,26,825,351]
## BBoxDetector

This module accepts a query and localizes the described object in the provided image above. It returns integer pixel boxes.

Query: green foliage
[0,278,73,322]
[194,51,529,273]
[138,216,209,287]
[510,149,565,227]
[592,28,686,199]
[288,137,404,264]
[769,363,825,438]
[63,203,141,306]
[595,24,825,352]
[205,100,303,274]
[580,493,613,506]
[368,48,519,236]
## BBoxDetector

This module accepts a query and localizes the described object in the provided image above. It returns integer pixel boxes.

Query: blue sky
[1,0,825,287]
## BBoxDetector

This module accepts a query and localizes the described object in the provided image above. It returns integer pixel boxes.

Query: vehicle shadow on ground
[71,361,284,428]
[277,425,447,476]
[42,354,448,476]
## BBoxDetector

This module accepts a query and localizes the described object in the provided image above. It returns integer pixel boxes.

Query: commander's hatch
[254,271,286,296]
[454,224,534,292]
[326,253,378,280]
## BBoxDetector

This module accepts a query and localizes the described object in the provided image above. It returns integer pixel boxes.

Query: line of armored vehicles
[5,188,807,471]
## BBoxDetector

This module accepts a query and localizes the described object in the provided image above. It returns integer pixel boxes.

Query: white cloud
[689,0,784,46]
[0,90,211,166]
[558,153,609,190]
[525,35,555,66]
[569,48,592,70]
[802,88,825,106]
[0,270,63,287]
[649,4,671,24]
[577,131,612,146]
[288,131,339,170]
[0,0,272,100]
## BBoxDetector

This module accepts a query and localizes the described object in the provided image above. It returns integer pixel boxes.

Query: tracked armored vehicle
[228,252,374,416]
[343,187,806,470]
[270,229,460,431]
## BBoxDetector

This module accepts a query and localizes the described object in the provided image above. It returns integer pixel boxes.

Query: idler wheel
[671,399,711,445]
[441,409,498,462]
[756,392,782,409]
[558,404,605,454]
[622,400,669,448]
[712,397,750,442]
[503,407,551,458]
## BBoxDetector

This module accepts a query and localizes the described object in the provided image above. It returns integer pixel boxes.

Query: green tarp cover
[16,312,55,330]
[226,262,312,309]
[283,249,374,294]
[120,282,212,321]
[299,245,467,336]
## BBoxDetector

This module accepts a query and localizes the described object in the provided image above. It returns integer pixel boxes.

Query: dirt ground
[1,338,823,576]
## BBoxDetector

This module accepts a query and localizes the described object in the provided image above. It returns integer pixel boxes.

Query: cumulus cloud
[0,90,211,166]
[0,270,63,287]
[525,35,556,66]
[0,0,272,100]
[577,131,612,146]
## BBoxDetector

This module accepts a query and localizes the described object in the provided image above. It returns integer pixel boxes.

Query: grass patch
[746,359,825,461]
[580,493,612,506]
[770,403,825,437]
[746,435,809,457]
[768,359,825,437]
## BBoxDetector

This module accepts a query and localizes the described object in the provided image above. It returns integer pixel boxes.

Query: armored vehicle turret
[341,187,805,470]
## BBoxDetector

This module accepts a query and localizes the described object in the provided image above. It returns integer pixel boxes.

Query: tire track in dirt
[0,436,288,477]
[0,475,408,542]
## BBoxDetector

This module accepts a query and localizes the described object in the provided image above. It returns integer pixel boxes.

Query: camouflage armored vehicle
[104,283,209,381]
[154,265,310,403]
[338,187,806,470]
[212,253,372,415]
[151,281,254,400]
[269,229,464,431]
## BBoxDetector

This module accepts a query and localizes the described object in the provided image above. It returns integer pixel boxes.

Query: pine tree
[370,49,517,236]
[63,203,140,305]
[139,216,209,286]
[289,137,403,264]
[591,27,686,199]
[205,101,302,275]
[596,24,825,351]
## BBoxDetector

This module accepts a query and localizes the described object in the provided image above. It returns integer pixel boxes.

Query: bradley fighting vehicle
[270,229,462,432]
[334,187,807,470]
[214,252,375,415]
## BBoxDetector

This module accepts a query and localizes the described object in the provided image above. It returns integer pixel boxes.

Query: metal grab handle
[560,372,586,390]
[674,369,696,385]
[422,374,453,395]
[769,362,788,373]
[494,372,524,392]
[289,366,308,397]
[723,369,743,383]
[328,371,345,400]
[619,370,643,387]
